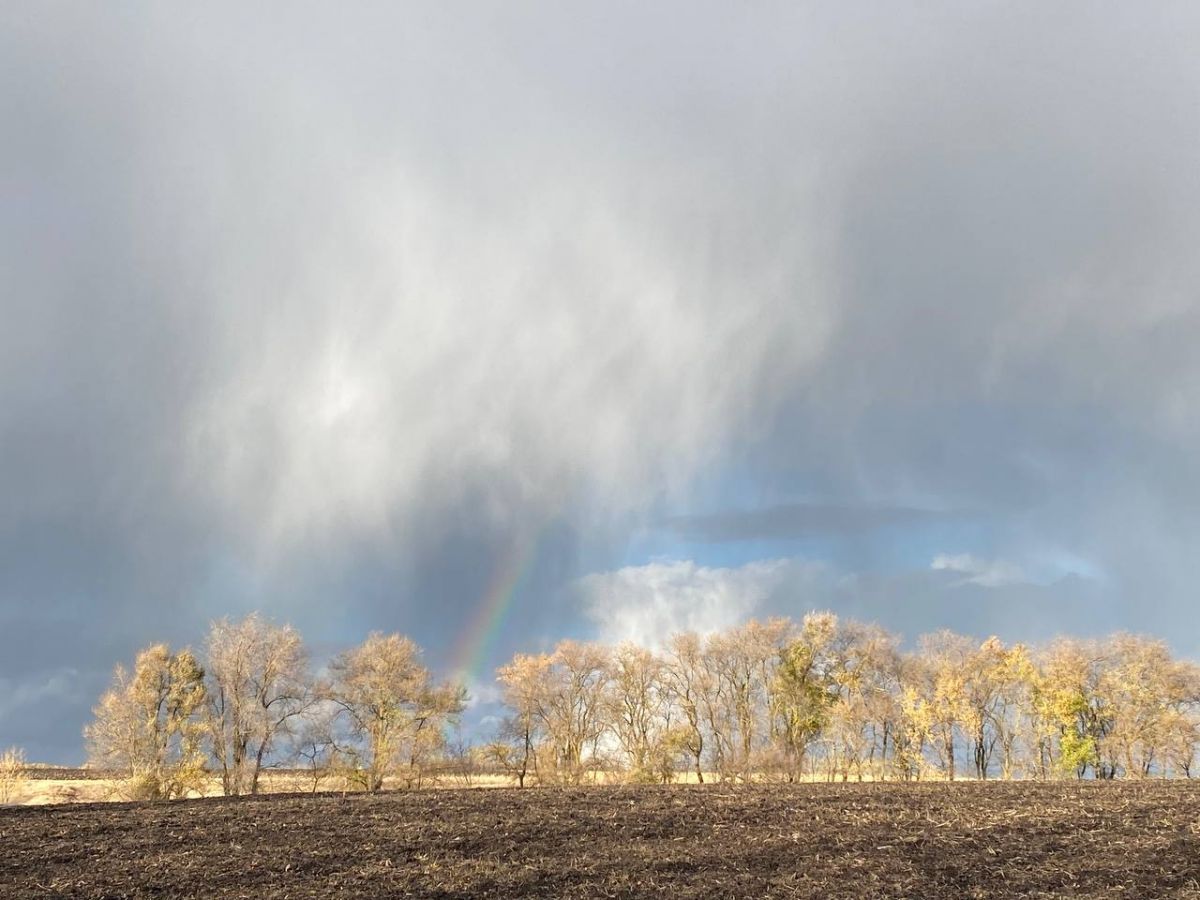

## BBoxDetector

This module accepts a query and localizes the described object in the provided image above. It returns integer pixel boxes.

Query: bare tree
[984,642,1037,779]
[444,730,478,786]
[328,632,465,791]
[535,641,612,784]
[663,632,708,783]
[85,644,208,800]
[493,653,549,786]
[916,631,974,781]
[1099,634,1197,778]
[289,706,342,793]
[607,643,673,782]
[205,613,314,796]
[704,619,792,781]
[824,620,902,782]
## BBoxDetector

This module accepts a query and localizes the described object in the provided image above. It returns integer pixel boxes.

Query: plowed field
[4,782,1200,898]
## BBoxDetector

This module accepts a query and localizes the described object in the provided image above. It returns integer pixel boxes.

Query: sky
[3,2,1200,762]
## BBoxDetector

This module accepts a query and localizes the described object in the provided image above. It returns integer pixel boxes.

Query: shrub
[0,747,30,804]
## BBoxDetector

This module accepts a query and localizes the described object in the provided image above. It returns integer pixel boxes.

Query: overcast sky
[4,3,1200,762]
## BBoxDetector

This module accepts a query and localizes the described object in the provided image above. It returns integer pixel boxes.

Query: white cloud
[576,558,790,647]
[183,160,833,558]
[930,554,1027,588]
[462,677,503,709]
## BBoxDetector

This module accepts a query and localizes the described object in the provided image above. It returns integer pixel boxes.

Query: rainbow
[448,529,542,687]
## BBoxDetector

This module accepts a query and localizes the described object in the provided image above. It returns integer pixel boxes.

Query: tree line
[488,615,1200,784]
[85,616,465,799]
[81,611,1200,799]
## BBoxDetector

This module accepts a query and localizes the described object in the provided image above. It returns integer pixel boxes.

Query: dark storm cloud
[3,3,1200,759]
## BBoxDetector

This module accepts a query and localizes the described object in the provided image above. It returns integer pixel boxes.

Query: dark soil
[4,782,1200,898]
[22,767,115,782]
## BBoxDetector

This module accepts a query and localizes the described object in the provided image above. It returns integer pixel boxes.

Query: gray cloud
[789,569,1122,655]
[663,503,959,542]
[3,3,1200,759]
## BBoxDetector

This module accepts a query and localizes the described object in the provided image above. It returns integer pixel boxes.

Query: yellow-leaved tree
[328,632,465,791]
[85,644,208,800]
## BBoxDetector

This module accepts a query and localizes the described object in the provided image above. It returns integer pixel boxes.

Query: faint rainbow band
[447,529,543,688]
